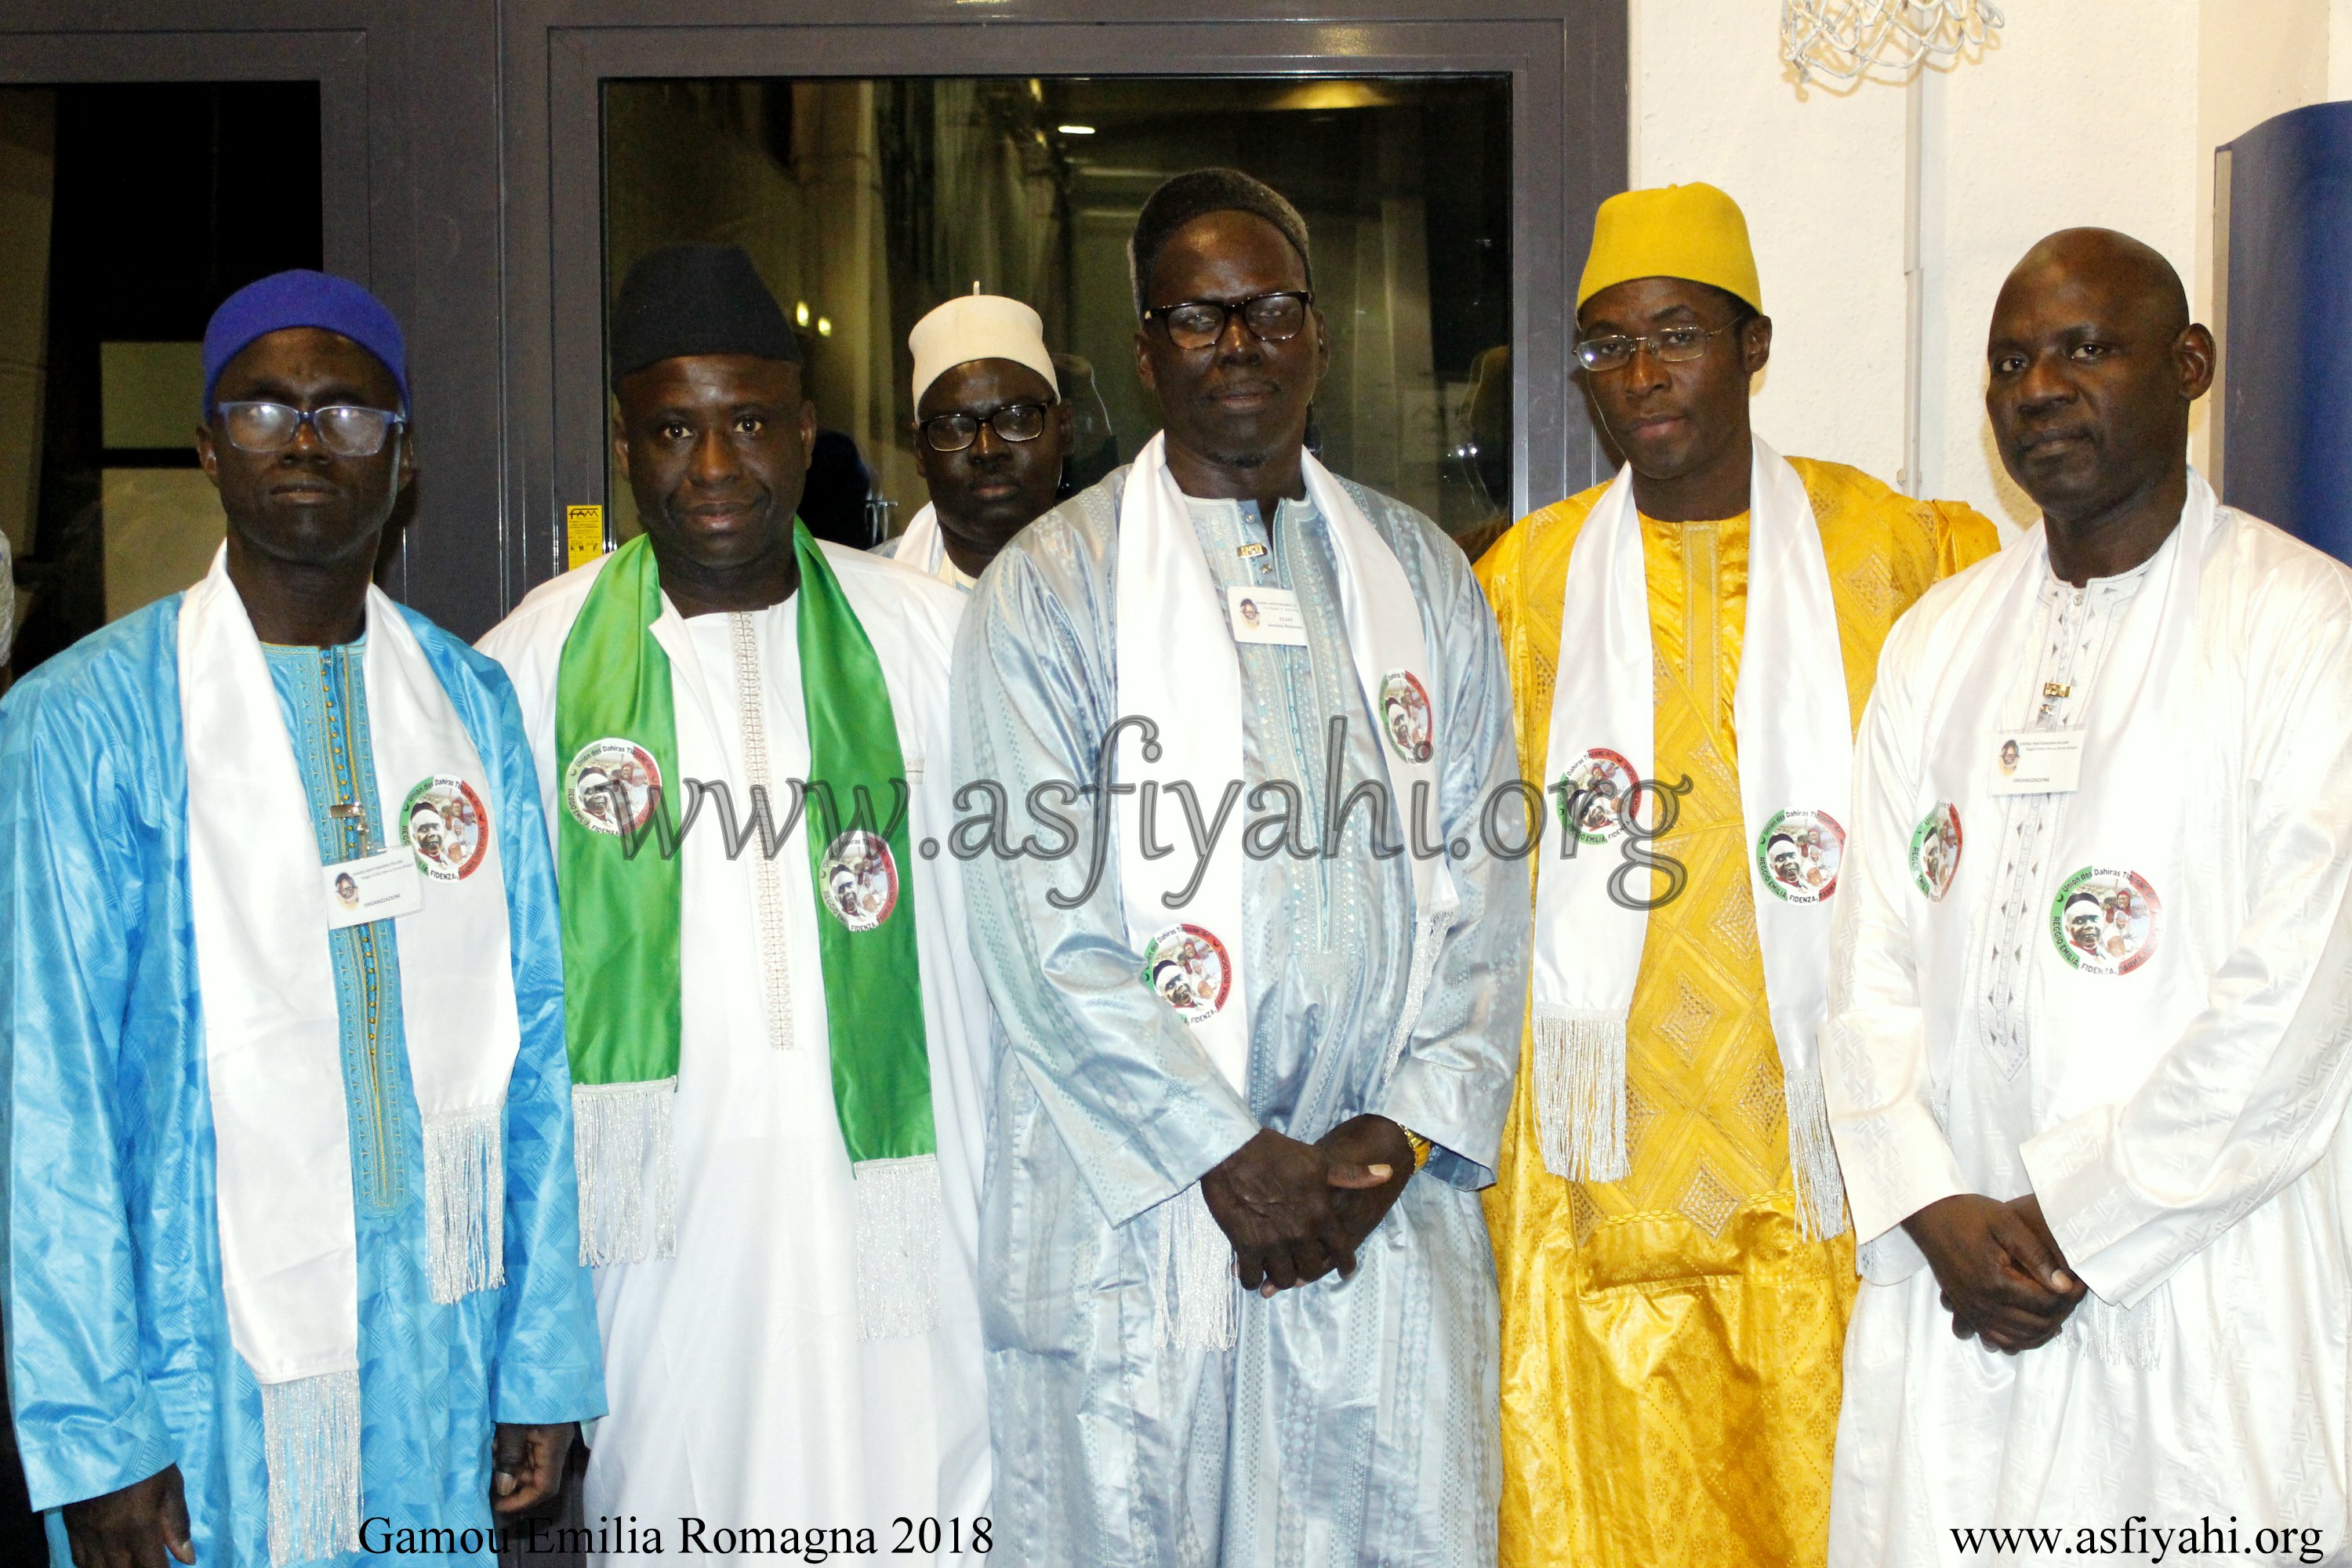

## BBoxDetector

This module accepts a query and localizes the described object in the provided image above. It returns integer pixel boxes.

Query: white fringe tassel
[261,1368,360,1566]
[1781,1065,1849,1241]
[1534,1008,1630,1181]
[2064,1284,2169,1369]
[854,1154,942,1341]
[423,1105,505,1305]
[572,1079,677,1267]
[1152,1185,1237,1352]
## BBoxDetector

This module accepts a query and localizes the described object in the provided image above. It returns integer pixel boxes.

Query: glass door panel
[601,74,1512,554]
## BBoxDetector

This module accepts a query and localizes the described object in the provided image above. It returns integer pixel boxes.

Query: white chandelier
[1780,0,2005,85]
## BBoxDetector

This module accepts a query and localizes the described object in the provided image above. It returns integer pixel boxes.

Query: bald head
[2002,227,2190,336]
[1985,226,2213,566]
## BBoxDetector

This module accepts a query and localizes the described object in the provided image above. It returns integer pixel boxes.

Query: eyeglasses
[1142,291,1314,351]
[918,401,1054,453]
[215,401,408,458]
[1573,322,1737,373]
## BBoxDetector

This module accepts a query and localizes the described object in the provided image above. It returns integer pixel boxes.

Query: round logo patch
[1756,808,1845,904]
[1908,804,1962,902]
[1557,747,1639,845]
[564,739,662,837]
[2051,867,2161,975]
[1379,672,1434,764]
[1141,923,1232,1024]
[819,829,899,933]
[401,775,490,882]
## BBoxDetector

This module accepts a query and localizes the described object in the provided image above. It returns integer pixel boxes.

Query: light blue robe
[0,597,604,1566]
[953,468,1530,1567]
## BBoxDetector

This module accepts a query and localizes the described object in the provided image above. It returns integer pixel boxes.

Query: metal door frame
[503,0,1627,601]
[2,1,508,633]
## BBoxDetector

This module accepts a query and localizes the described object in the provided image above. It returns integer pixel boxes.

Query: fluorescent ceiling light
[1057,124,1096,135]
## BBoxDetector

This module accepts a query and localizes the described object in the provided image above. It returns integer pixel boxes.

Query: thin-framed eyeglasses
[918,401,1055,453]
[1573,321,1740,374]
[215,401,408,458]
[1142,291,1314,352]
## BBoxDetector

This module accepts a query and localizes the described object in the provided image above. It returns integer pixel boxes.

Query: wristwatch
[1396,1124,1435,1172]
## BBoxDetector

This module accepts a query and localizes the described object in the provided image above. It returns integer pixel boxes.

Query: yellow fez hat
[1577,182,1762,314]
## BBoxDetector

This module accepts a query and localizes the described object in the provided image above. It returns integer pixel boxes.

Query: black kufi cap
[609,242,800,390]
[1129,168,1312,318]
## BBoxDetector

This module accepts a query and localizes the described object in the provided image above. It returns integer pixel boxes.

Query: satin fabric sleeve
[1822,615,1966,1271]
[1369,499,1530,1187]
[951,507,1261,1228]
[2020,572,2352,1307]
[416,620,606,1425]
[0,680,180,1508]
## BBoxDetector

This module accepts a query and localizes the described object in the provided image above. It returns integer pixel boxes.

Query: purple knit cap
[201,269,408,416]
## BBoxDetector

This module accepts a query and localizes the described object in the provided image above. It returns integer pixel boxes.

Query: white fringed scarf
[180,546,520,1563]
[1531,437,1850,1237]
[1114,433,1458,1348]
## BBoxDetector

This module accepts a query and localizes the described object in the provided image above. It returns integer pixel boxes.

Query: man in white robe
[480,244,992,1559]
[1824,228,2352,1564]
[880,292,1073,594]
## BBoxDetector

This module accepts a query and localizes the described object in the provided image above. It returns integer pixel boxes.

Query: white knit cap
[909,292,1059,409]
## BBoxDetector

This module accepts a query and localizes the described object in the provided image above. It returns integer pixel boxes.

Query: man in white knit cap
[883,291,1073,591]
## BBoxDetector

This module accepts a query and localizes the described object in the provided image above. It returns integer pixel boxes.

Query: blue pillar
[2220,101,2352,563]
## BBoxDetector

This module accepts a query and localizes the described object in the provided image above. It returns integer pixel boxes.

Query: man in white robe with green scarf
[481,244,993,1555]
[1824,230,2352,1560]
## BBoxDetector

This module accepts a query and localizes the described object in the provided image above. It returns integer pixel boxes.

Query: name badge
[1227,585,1308,646]
[1988,730,2085,795]
[324,848,425,929]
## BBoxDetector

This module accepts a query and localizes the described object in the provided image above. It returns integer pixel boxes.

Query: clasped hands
[1903,1192,2087,1354]
[1200,1116,1415,1297]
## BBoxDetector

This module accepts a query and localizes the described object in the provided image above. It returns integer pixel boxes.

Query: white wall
[1629,0,2347,530]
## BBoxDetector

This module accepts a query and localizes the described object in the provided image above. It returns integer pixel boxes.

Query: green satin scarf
[555,524,936,1282]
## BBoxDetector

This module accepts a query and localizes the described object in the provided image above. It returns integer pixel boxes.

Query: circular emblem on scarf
[401,775,489,882]
[564,739,662,837]
[1557,747,1639,845]
[1756,808,1845,904]
[820,829,899,933]
[1378,672,1434,764]
[1141,923,1232,1024]
[1907,804,1962,902]
[2050,867,2161,976]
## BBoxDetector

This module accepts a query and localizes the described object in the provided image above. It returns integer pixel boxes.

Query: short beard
[1202,447,1269,470]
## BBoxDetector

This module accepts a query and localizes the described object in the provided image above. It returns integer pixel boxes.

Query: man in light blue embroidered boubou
[953,167,1530,1567]
[1824,228,2352,1563]
[0,270,604,1567]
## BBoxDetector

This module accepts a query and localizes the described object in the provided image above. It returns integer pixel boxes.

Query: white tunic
[1824,494,2352,1565]
[481,543,991,1562]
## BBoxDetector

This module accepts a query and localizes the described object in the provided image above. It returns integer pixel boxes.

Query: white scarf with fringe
[1113,433,1458,1349]
[1531,437,1849,1237]
[181,546,519,1564]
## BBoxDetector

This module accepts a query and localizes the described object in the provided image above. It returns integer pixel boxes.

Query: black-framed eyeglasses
[917,401,1054,453]
[1142,291,1314,351]
[215,401,408,458]
[1574,322,1737,373]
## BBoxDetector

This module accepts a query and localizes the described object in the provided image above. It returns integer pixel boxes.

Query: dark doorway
[5,80,322,681]
[599,74,1513,554]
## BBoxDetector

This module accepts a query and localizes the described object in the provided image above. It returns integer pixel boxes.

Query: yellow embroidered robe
[1475,456,1998,1568]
